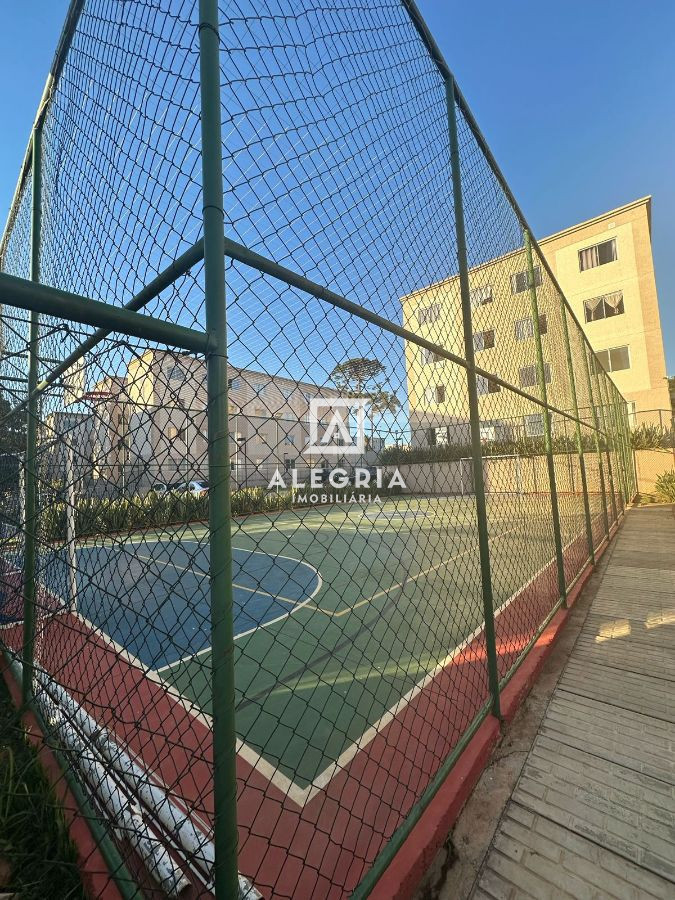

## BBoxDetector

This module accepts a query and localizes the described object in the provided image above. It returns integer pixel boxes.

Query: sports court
[2,492,593,794]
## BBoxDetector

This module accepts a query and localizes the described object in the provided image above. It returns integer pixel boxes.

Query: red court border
[369,515,623,900]
[0,512,624,898]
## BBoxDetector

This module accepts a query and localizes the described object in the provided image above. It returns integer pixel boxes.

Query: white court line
[154,549,323,674]
[19,506,609,810]
[154,522,523,803]
[134,551,306,610]
[228,517,600,808]
[133,552,208,579]
[156,530,518,674]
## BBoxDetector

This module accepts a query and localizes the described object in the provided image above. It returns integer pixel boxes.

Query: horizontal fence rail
[0,1,636,898]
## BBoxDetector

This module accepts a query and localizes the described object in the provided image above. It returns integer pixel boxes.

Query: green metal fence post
[447,76,501,719]
[560,300,594,564]
[582,345,610,540]
[198,1,239,896]
[614,390,632,504]
[623,400,638,499]
[524,231,566,605]
[596,371,618,523]
[609,386,627,508]
[22,126,42,705]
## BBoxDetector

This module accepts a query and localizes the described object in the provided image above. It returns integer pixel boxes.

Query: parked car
[185,480,208,497]
[149,480,208,497]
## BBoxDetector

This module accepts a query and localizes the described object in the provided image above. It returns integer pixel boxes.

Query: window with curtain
[479,420,503,441]
[583,291,624,322]
[514,314,547,340]
[418,303,441,326]
[469,285,492,307]
[420,347,443,365]
[578,238,617,271]
[476,376,501,395]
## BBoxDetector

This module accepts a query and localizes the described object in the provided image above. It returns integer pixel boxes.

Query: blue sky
[1,1,673,372]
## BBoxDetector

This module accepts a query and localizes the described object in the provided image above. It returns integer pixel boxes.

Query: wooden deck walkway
[474,505,675,899]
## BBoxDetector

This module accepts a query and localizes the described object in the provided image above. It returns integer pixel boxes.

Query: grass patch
[0,673,85,899]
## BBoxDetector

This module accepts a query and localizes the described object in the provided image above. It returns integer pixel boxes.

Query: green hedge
[41,490,211,542]
[42,488,299,542]
[378,433,603,467]
[40,483,403,542]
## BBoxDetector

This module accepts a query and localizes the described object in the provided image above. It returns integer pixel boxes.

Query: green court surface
[159,493,588,791]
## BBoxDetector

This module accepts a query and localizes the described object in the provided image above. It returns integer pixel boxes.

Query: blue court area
[0,538,319,670]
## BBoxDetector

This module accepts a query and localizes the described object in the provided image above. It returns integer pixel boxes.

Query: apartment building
[124,350,342,487]
[402,197,670,447]
[539,197,670,422]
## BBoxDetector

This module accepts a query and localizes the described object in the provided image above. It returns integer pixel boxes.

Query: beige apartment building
[90,349,345,489]
[539,197,669,422]
[402,197,670,447]
[56,350,377,492]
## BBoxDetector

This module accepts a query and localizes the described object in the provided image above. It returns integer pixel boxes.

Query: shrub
[40,487,298,542]
[631,423,674,451]
[654,471,675,503]
[377,433,597,468]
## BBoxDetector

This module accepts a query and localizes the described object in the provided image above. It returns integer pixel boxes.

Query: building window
[228,377,242,391]
[473,328,495,351]
[302,390,312,403]
[479,420,502,442]
[425,385,446,404]
[511,265,542,295]
[420,347,443,366]
[167,364,185,383]
[470,285,492,307]
[523,413,544,436]
[476,376,501,395]
[281,386,295,401]
[515,314,547,341]
[418,303,441,326]
[595,345,630,373]
[519,363,551,388]
[583,291,624,323]
[579,238,617,271]
[286,433,296,446]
